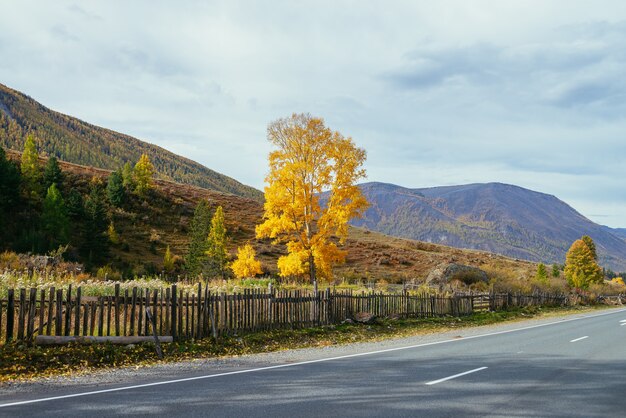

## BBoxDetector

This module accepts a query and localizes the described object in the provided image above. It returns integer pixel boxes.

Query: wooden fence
[0,285,569,344]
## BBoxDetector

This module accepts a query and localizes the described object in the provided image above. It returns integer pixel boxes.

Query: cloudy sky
[1,1,625,227]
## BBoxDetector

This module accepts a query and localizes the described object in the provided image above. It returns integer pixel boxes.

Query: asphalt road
[1,308,625,417]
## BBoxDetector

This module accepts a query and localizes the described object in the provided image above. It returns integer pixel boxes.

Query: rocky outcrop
[426,263,489,286]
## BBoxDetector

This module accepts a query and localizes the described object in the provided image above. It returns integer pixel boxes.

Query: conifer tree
[41,184,69,250]
[0,147,21,242]
[535,263,548,284]
[83,185,109,266]
[185,199,212,277]
[581,235,598,261]
[231,244,263,278]
[551,263,561,278]
[20,134,42,200]
[66,189,84,219]
[122,161,135,189]
[133,154,155,196]
[43,156,63,190]
[206,206,228,278]
[108,221,120,244]
[564,239,603,289]
[107,169,125,207]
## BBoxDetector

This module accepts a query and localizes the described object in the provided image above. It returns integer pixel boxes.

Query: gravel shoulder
[0,306,621,398]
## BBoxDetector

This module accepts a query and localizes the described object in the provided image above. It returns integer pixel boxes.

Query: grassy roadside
[0,304,615,383]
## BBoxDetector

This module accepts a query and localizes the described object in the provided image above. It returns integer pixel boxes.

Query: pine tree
[133,154,155,196]
[535,263,548,284]
[551,263,561,278]
[43,156,63,189]
[122,161,135,190]
[66,190,84,219]
[0,147,21,243]
[107,169,125,207]
[206,206,228,278]
[185,199,212,277]
[20,134,42,200]
[41,184,69,250]
[82,185,109,266]
[564,239,603,289]
[231,244,263,278]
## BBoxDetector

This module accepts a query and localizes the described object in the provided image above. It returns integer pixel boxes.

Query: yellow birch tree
[231,244,263,278]
[256,113,368,282]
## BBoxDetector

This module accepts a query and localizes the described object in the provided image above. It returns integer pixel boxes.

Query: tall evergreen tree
[206,206,228,278]
[185,199,212,277]
[122,161,135,190]
[66,189,84,219]
[41,184,69,250]
[551,263,561,278]
[43,156,63,189]
[0,147,21,245]
[133,154,155,196]
[20,134,42,200]
[82,185,109,266]
[107,169,125,207]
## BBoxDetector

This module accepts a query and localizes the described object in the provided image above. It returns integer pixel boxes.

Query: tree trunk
[309,252,316,284]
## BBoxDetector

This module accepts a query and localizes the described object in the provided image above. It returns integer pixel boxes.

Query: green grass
[0,304,612,382]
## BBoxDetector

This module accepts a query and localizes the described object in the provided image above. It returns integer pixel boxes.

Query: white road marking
[619,319,626,323]
[425,367,488,385]
[570,336,589,342]
[1,307,624,409]
[621,323,626,326]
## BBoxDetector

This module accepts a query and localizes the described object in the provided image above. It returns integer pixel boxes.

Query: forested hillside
[0,83,262,201]
[1,148,534,281]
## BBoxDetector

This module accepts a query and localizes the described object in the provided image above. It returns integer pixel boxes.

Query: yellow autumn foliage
[230,244,263,279]
[564,239,603,289]
[610,277,625,286]
[256,113,368,281]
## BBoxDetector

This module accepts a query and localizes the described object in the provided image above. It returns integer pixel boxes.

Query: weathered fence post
[6,289,15,343]
[146,307,164,359]
[171,284,178,341]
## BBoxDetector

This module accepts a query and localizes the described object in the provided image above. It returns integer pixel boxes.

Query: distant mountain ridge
[0,83,262,201]
[353,182,626,271]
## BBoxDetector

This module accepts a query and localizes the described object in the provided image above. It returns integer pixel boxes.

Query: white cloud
[1,0,625,227]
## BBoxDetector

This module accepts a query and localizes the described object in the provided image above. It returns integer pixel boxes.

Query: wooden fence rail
[0,286,570,344]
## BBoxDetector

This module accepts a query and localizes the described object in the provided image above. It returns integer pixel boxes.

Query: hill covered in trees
[1,148,535,283]
[0,83,262,201]
[352,182,626,271]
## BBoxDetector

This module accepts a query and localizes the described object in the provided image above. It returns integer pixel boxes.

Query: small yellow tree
[564,239,603,289]
[231,244,263,278]
[535,263,548,284]
[256,113,368,282]
[133,154,155,196]
[610,277,625,286]
[163,245,175,273]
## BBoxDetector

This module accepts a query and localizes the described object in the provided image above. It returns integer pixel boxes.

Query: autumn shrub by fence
[0,285,571,344]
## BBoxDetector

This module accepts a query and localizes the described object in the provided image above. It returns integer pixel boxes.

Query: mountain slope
[0,83,262,201]
[4,153,533,281]
[353,182,626,271]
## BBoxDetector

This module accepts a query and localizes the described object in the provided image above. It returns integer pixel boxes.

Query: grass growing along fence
[0,284,571,344]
